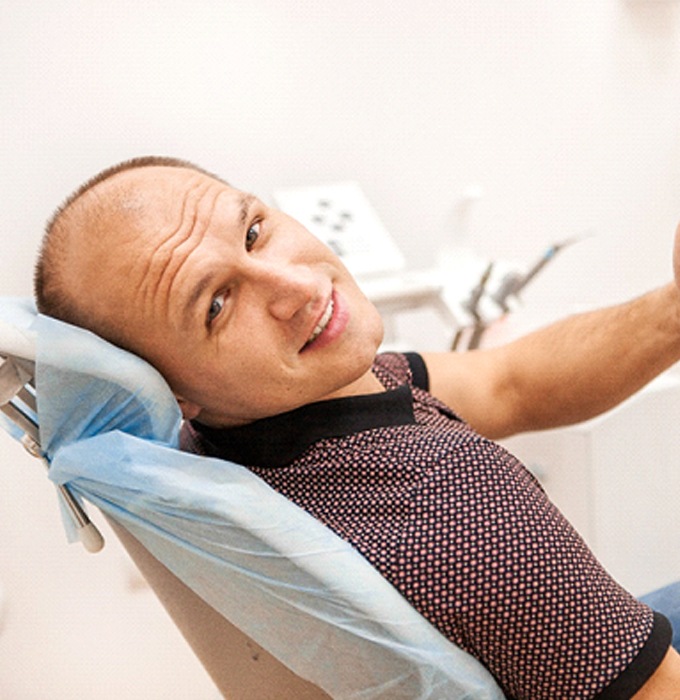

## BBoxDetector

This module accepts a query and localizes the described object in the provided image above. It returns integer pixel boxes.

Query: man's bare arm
[423,280,680,439]
[632,647,680,699]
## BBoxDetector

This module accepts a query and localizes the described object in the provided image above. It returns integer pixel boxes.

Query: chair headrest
[0,297,182,458]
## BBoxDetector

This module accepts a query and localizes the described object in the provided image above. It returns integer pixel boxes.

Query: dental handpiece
[493,234,587,309]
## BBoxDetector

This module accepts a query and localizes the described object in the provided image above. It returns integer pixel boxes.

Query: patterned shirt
[182,352,671,699]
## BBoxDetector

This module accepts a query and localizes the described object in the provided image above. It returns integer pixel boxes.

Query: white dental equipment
[273,182,583,352]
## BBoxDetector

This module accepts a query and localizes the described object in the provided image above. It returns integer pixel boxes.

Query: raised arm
[422,226,680,439]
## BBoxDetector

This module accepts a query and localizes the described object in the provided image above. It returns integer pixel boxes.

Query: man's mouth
[305,297,334,347]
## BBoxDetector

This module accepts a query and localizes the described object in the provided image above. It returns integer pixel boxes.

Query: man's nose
[254,261,319,321]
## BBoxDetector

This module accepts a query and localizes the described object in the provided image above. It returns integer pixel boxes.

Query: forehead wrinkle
[180,189,254,330]
[137,178,220,318]
[133,179,195,305]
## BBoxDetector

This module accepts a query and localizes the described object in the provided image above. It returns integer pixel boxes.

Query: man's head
[35,157,384,426]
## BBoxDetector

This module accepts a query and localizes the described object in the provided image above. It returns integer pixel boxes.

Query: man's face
[76,167,384,426]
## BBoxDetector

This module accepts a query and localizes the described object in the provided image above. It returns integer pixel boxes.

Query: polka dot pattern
[187,353,657,699]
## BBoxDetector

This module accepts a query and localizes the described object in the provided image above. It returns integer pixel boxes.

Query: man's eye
[245,222,260,251]
[208,292,227,324]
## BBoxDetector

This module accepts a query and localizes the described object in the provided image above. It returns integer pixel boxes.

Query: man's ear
[175,396,202,421]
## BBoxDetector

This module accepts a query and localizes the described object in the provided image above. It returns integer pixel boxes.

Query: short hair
[34,155,225,341]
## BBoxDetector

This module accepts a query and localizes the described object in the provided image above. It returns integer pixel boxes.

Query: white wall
[1,1,680,698]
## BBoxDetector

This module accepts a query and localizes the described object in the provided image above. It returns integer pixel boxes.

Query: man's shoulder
[374,352,428,391]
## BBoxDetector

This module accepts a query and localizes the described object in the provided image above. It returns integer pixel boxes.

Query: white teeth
[308,299,334,344]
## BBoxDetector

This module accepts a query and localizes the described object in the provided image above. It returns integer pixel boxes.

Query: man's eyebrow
[239,193,257,224]
[182,271,216,329]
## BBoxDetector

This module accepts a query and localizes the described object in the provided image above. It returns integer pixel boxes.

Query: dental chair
[0,297,504,700]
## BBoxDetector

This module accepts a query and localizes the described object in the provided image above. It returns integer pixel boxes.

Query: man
[35,156,680,698]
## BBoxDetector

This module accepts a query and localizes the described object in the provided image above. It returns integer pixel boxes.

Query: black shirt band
[595,612,672,698]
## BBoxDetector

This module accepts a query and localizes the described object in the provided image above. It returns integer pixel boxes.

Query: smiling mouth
[304,297,335,348]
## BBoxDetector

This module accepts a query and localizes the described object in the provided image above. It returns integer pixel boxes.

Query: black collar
[192,384,416,468]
